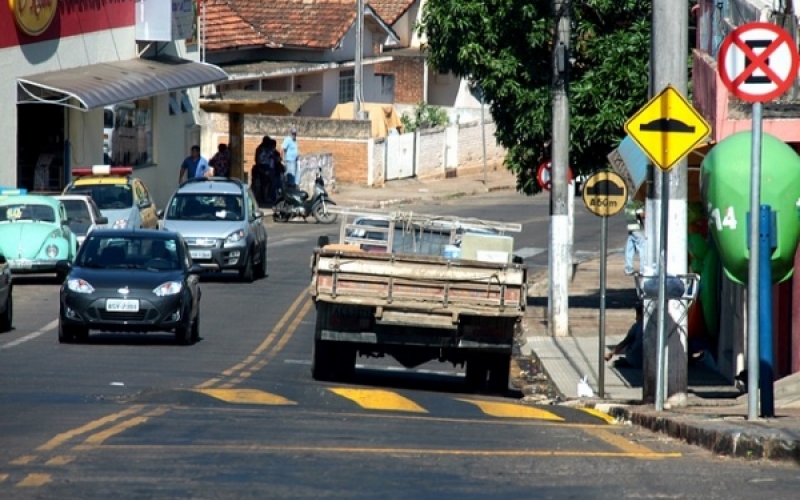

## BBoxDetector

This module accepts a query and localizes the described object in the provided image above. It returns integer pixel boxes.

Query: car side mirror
[0,254,6,265]
[140,201,152,209]
[55,260,72,273]
[61,218,70,225]
[156,209,164,219]
[253,210,264,219]
[189,263,204,275]
[96,216,109,225]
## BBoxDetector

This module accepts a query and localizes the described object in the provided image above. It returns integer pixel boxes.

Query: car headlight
[153,281,182,296]
[226,230,245,243]
[67,279,94,294]
[46,244,59,258]
[113,219,128,229]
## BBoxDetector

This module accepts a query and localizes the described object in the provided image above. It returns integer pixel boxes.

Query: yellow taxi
[63,166,158,230]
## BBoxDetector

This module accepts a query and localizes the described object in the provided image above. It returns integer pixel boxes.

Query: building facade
[1,0,228,206]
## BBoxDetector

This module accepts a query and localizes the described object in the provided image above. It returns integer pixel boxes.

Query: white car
[55,194,109,246]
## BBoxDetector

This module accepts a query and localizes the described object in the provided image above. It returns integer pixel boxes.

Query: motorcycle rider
[253,136,282,205]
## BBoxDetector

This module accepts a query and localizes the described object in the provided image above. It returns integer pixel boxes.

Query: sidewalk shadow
[527,287,638,309]
[611,360,739,399]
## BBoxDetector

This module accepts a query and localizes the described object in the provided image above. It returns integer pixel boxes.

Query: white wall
[321,70,340,116]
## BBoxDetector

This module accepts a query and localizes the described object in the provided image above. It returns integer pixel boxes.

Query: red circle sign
[718,22,799,103]
[536,161,573,192]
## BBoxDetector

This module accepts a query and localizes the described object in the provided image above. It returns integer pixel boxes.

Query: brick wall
[375,56,425,104]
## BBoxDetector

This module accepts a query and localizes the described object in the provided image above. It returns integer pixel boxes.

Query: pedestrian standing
[253,136,272,205]
[282,127,299,187]
[210,143,231,178]
[624,199,645,275]
[179,145,209,183]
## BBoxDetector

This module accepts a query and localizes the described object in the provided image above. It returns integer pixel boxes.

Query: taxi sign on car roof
[71,166,133,177]
[0,187,27,195]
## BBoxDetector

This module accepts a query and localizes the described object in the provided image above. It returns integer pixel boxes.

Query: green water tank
[700,131,800,285]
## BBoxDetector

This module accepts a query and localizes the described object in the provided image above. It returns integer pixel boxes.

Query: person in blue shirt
[179,145,210,183]
[282,127,299,187]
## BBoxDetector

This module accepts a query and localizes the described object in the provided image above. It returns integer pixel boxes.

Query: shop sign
[135,0,194,42]
[9,0,58,37]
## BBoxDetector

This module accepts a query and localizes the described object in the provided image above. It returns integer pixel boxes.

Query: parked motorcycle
[273,168,338,224]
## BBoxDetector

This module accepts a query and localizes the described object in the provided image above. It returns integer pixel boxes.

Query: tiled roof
[204,0,265,51]
[204,0,359,52]
[368,0,415,26]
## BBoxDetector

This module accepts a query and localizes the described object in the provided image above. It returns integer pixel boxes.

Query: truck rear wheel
[465,356,488,391]
[487,354,511,394]
[312,338,336,381]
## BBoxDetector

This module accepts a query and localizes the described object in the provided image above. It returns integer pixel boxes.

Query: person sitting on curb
[604,302,644,368]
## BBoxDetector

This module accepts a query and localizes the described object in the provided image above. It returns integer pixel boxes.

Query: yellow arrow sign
[624,85,711,171]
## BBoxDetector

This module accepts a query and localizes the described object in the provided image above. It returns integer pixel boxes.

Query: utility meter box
[701,131,800,285]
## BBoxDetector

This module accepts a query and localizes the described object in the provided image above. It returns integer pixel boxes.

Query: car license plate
[9,260,33,269]
[106,299,139,312]
[190,250,212,259]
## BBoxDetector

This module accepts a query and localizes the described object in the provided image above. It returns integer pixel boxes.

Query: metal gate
[385,132,415,180]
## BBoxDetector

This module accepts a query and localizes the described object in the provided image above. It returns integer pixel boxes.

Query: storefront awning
[17,56,229,111]
[199,90,319,115]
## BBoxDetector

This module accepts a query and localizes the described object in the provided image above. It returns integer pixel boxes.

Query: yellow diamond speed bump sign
[582,171,627,217]
[624,84,711,172]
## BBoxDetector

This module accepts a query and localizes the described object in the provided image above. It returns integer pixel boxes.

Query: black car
[57,229,202,345]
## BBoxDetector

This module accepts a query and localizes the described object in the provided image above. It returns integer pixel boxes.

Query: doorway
[17,104,66,192]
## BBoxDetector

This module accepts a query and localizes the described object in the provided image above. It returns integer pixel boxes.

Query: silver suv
[160,177,267,282]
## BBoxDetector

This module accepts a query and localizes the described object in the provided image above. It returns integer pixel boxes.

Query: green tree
[418,0,651,194]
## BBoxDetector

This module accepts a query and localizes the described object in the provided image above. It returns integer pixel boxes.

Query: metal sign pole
[655,168,670,411]
[598,214,608,398]
[747,102,763,421]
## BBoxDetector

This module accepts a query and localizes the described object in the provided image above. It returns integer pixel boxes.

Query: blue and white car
[0,188,78,277]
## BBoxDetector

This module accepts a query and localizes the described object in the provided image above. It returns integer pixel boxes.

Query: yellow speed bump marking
[329,388,428,413]
[194,389,297,406]
[9,455,36,465]
[583,427,659,456]
[45,455,75,466]
[579,407,617,424]
[457,399,564,421]
[16,473,51,487]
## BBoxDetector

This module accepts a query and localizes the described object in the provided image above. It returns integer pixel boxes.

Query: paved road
[1,192,799,499]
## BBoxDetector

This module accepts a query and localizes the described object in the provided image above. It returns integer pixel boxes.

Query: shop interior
[17,104,66,193]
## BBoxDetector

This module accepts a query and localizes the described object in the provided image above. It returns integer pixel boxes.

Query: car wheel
[175,314,193,346]
[57,319,87,344]
[0,291,12,333]
[190,310,200,343]
[254,244,267,279]
[239,252,254,283]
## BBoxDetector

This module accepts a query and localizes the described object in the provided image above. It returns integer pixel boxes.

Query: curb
[584,403,800,462]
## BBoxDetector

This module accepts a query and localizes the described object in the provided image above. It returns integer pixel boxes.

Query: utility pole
[643,0,689,404]
[354,0,364,119]
[549,0,571,337]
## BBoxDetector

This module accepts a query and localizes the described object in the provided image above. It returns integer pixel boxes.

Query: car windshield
[77,235,182,271]
[60,200,92,235]
[65,184,133,210]
[0,203,56,223]
[167,194,244,221]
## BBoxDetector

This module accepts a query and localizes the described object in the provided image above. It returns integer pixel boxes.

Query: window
[107,99,153,167]
[180,90,193,113]
[169,93,181,115]
[339,69,355,104]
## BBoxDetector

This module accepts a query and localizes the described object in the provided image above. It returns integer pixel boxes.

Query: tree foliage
[418,0,651,194]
